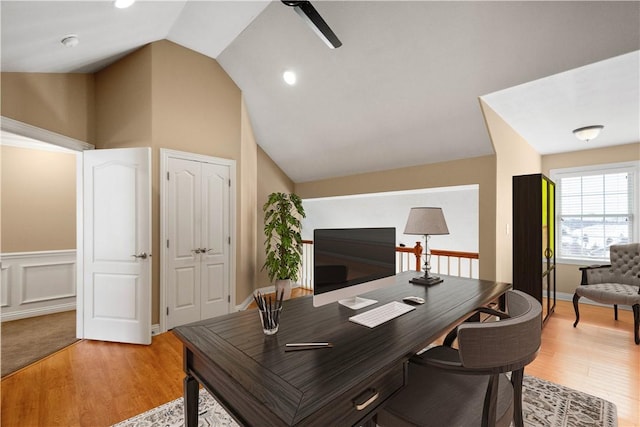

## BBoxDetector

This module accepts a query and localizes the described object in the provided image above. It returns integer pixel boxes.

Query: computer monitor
[313,227,396,309]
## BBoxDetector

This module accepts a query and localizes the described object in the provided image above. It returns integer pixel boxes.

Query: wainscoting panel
[1,262,10,307]
[1,250,76,321]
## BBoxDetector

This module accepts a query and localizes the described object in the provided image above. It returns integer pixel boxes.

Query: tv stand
[339,296,377,310]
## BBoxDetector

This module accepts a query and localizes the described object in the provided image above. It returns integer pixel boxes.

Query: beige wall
[0,41,290,323]
[295,155,498,281]
[0,73,90,254]
[1,146,76,252]
[238,98,258,303]
[542,142,640,295]
[5,40,636,319]
[95,47,152,149]
[1,73,95,143]
[481,100,541,283]
[95,40,244,320]
[257,146,296,287]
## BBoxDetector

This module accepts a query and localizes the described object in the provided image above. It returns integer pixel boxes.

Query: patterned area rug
[113,375,617,427]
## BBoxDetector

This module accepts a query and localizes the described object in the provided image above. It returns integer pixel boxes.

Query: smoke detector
[61,35,79,48]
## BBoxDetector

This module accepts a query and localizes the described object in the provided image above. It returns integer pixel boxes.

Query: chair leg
[614,304,618,321]
[572,293,581,327]
[633,304,639,345]
[482,374,499,427]
[511,368,525,427]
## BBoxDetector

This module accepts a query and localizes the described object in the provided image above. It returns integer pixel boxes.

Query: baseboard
[1,302,76,322]
[151,324,161,336]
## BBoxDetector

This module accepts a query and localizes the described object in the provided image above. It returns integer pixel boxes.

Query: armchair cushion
[576,283,640,306]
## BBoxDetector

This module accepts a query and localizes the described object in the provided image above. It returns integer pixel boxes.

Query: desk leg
[184,374,199,427]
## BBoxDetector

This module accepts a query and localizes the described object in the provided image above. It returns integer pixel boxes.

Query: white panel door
[83,148,151,345]
[167,158,201,328]
[200,162,230,320]
[166,156,231,329]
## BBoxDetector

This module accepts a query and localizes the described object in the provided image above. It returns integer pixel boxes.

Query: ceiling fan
[281,1,342,49]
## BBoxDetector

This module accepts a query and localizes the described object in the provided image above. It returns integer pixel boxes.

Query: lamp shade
[404,207,449,235]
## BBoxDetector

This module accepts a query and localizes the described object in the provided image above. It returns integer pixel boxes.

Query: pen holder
[258,306,282,335]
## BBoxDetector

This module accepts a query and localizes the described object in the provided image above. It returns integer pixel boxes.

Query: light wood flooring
[1,295,638,426]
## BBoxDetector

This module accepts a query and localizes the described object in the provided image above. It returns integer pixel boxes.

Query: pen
[285,342,332,347]
[284,343,333,352]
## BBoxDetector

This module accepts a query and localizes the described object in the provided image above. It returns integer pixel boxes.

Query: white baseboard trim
[556,291,574,302]
[151,324,161,336]
[1,302,76,322]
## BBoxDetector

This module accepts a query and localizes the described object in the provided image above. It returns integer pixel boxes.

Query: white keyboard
[349,301,416,328]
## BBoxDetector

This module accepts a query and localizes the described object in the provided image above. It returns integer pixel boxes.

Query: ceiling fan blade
[282,1,342,49]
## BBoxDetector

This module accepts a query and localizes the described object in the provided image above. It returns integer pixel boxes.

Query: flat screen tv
[313,227,396,309]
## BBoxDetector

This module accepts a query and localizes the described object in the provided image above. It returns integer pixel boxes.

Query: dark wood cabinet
[513,173,556,324]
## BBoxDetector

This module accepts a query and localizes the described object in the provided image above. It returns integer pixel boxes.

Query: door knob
[132,252,149,259]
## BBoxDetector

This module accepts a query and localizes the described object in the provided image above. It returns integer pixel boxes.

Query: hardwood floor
[1,296,638,426]
[526,300,639,427]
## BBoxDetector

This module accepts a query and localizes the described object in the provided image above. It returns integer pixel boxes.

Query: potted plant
[262,192,306,300]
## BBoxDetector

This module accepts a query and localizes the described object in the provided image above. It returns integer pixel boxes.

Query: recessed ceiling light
[114,0,135,9]
[283,70,297,86]
[61,35,79,48]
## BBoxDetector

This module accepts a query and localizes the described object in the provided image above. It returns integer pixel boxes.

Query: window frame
[550,161,640,265]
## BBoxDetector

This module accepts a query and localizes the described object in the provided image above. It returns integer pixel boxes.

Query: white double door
[166,156,231,329]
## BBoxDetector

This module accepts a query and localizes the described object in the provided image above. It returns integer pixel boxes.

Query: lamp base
[409,275,443,286]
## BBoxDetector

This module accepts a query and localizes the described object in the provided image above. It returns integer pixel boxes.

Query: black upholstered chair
[573,243,640,345]
[376,290,542,427]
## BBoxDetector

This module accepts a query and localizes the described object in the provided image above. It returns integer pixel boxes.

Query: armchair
[573,243,640,344]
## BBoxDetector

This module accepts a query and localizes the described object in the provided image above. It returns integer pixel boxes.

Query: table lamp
[404,207,449,285]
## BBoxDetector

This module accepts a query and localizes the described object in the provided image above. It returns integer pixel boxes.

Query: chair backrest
[456,290,542,371]
[608,243,640,287]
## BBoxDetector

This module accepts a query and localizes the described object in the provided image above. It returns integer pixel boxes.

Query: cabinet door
[547,178,556,315]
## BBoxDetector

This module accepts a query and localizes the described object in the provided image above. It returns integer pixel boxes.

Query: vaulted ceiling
[2,1,639,182]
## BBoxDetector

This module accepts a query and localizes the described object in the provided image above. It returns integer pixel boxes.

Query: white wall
[301,185,479,253]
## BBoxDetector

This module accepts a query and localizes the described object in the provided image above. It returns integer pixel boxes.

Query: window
[551,162,639,262]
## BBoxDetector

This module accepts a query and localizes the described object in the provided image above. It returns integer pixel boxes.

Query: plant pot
[275,279,292,300]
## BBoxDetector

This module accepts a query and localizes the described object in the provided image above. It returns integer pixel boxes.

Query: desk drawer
[302,363,406,427]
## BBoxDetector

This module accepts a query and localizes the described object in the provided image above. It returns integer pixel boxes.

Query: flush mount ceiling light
[60,35,79,48]
[283,70,297,85]
[573,125,604,142]
[114,0,135,9]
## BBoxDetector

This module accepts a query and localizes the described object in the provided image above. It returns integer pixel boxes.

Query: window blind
[555,166,635,261]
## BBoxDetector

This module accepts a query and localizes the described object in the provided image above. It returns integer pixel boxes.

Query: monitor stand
[338,296,377,310]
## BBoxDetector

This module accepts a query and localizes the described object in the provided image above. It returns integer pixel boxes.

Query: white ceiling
[2,1,639,183]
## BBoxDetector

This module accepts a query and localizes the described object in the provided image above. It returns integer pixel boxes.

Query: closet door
[166,155,232,329]
[167,158,202,328]
[200,163,231,320]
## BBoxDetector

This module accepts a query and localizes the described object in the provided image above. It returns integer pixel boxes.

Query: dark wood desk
[173,271,511,427]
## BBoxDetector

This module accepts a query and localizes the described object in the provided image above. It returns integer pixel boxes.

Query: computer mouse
[403,296,425,305]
